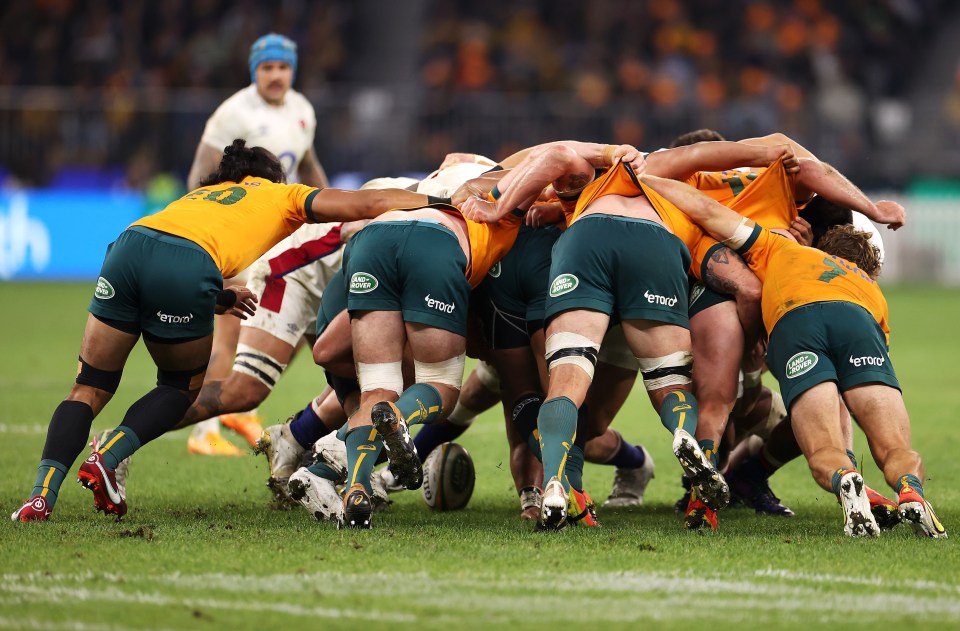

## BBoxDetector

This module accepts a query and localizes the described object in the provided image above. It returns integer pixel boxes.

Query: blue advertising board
[0,191,144,280]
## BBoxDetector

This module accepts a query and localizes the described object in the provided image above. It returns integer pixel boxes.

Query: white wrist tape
[723,217,754,250]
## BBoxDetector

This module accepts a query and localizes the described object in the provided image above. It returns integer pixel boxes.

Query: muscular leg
[690,300,742,454]
[178,327,296,428]
[789,382,848,492]
[540,310,609,492]
[843,384,923,490]
[25,315,139,512]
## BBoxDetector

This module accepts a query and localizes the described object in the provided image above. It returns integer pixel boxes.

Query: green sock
[564,445,585,492]
[831,467,857,496]
[31,459,68,509]
[307,461,344,483]
[537,397,578,492]
[846,449,859,469]
[896,473,924,498]
[659,390,698,435]
[395,383,443,427]
[97,426,142,469]
[344,427,383,495]
[698,439,718,468]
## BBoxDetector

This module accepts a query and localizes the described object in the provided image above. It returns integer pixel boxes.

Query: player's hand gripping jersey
[134,177,320,278]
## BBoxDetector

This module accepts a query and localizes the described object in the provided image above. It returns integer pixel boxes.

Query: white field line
[0,585,414,624]
[0,615,176,631]
[3,569,960,623]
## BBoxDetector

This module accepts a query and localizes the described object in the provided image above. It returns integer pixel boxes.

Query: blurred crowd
[0,0,953,191]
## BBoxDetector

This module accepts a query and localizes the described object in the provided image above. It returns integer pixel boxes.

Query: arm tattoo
[703,246,743,296]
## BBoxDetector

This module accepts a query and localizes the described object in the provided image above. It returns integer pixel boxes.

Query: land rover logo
[786,351,818,379]
[488,262,501,278]
[94,277,115,300]
[349,272,379,293]
[549,273,579,297]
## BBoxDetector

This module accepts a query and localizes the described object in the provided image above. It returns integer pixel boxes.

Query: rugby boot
[371,401,423,490]
[726,459,795,517]
[288,467,344,523]
[90,430,129,501]
[603,446,655,508]
[567,488,601,527]
[898,487,947,539]
[672,429,730,510]
[11,496,52,522]
[77,452,128,519]
[339,483,373,530]
[537,476,568,531]
[221,412,265,448]
[519,486,542,521]
[253,421,305,504]
[187,426,244,457]
[865,486,901,531]
[837,471,879,538]
[684,490,718,531]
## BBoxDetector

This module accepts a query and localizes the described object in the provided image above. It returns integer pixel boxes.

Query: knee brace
[157,364,207,391]
[76,356,123,394]
[325,370,360,407]
[474,359,501,394]
[414,354,465,389]
[234,343,288,390]
[636,351,693,391]
[545,332,600,378]
[356,361,403,395]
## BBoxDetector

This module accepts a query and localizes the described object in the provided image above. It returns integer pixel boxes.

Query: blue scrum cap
[249,33,297,84]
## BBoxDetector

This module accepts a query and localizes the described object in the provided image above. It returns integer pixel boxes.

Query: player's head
[249,33,297,103]
[670,129,726,148]
[799,196,853,247]
[199,139,286,186]
[817,224,882,279]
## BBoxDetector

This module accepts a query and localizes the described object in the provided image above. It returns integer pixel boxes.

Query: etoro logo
[95,276,115,300]
[549,273,579,297]
[157,311,194,324]
[786,351,818,379]
[644,290,678,306]
[488,262,502,278]
[849,354,885,367]
[425,294,455,313]
[350,272,379,293]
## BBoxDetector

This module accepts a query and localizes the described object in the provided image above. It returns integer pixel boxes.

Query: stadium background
[1,0,960,283]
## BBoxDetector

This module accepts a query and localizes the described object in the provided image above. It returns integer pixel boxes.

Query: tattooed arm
[703,245,764,350]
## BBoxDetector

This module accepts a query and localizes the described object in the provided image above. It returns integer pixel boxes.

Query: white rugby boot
[672,429,730,510]
[537,476,568,531]
[838,470,880,538]
[253,422,305,503]
[287,467,344,523]
[603,445,655,508]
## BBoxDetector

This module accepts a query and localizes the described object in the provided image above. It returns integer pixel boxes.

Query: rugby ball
[421,442,475,511]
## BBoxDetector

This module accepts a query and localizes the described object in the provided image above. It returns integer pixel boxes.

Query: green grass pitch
[1,282,959,629]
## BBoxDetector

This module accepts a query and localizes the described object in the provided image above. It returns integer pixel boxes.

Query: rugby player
[462,140,798,529]
[183,33,330,454]
[12,140,447,522]
[636,173,945,538]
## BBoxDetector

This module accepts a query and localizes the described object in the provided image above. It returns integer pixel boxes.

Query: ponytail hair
[199,139,286,186]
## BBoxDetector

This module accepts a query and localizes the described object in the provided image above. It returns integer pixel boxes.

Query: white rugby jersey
[201,84,316,182]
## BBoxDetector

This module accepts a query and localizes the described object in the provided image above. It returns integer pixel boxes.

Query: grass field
[1,282,959,630]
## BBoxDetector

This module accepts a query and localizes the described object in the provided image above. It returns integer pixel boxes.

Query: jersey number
[817,257,848,283]
[721,173,758,197]
[184,186,247,206]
